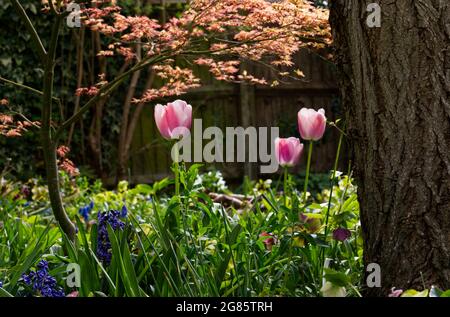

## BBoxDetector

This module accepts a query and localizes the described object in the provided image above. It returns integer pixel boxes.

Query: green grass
[0,167,364,297]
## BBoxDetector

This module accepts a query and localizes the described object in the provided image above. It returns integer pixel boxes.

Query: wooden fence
[128,49,342,183]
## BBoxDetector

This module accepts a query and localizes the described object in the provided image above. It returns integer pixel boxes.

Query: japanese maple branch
[0,76,61,103]
[54,53,173,141]
[10,0,47,63]
[40,12,78,241]
[8,110,41,129]
[42,15,62,137]
[0,76,44,96]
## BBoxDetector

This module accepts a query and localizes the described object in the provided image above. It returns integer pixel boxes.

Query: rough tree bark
[330,0,450,296]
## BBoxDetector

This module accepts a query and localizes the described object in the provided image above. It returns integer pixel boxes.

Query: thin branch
[42,15,62,141]
[54,53,173,141]
[9,110,41,129]
[67,27,85,146]
[120,43,142,147]
[10,0,47,63]
[125,68,155,151]
[0,76,43,95]
[0,76,60,102]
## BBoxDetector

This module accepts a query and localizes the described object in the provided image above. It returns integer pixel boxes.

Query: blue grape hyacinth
[96,210,126,265]
[121,204,128,218]
[78,201,94,221]
[21,260,65,297]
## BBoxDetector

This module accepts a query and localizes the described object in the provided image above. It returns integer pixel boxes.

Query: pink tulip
[275,137,304,167]
[154,99,192,139]
[297,108,327,141]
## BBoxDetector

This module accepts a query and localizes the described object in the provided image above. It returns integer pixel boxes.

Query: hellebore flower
[299,213,322,234]
[332,228,351,242]
[154,100,192,140]
[259,231,277,251]
[297,108,327,141]
[274,137,304,167]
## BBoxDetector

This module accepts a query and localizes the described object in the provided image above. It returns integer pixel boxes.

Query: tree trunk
[330,0,450,296]
[41,15,77,242]
[42,139,77,242]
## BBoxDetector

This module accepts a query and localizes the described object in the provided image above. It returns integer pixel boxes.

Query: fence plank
[128,49,340,183]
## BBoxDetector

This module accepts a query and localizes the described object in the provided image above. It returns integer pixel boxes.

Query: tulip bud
[297,108,327,141]
[154,100,192,140]
[274,137,304,167]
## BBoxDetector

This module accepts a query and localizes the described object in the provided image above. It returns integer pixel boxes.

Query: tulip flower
[275,137,303,206]
[297,108,327,141]
[274,137,304,167]
[154,99,192,140]
[297,108,326,205]
[154,100,192,217]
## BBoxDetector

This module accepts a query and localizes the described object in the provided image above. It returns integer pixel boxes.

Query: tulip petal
[289,138,304,166]
[165,102,182,132]
[154,104,172,139]
[166,100,193,135]
[298,108,326,141]
[274,137,282,165]
[311,112,326,141]
[275,137,303,167]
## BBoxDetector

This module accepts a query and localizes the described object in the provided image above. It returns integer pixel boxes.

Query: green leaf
[0,287,13,297]
[440,290,450,297]
[324,268,350,287]
[88,249,116,293]
[134,184,153,195]
[9,224,52,288]
[60,229,78,263]
[153,177,171,193]
[215,224,241,290]
[107,226,140,297]
[0,56,12,67]
[401,289,429,297]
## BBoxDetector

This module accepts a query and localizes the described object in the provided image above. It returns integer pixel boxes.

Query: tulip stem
[323,131,344,240]
[173,142,184,233]
[173,143,180,198]
[173,143,191,257]
[302,141,314,205]
[283,167,288,207]
[319,129,344,287]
